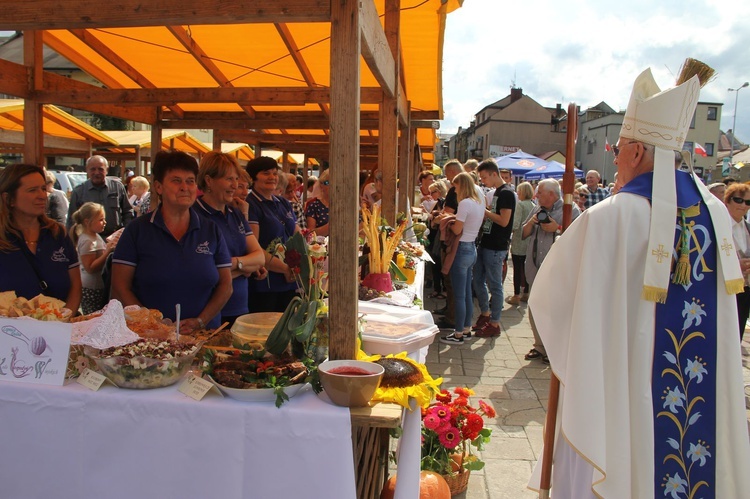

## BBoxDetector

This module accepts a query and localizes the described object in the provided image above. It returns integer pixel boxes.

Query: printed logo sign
[0,318,71,386]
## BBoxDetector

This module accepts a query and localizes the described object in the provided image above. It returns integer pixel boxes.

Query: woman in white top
[724,183,750,340]
[440,172,486,345]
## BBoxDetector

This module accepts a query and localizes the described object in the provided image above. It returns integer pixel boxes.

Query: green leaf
[274,385,290,408]
[465,460,485,471]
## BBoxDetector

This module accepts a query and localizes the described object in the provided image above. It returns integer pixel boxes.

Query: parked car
[51,170,88,199]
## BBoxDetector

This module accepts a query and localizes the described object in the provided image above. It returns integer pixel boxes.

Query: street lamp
[729,81,749,164]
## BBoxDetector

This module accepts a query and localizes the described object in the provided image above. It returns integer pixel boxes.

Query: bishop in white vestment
[528,68,750,498]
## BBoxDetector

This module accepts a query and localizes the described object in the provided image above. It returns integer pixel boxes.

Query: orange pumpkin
[380,470,451,499]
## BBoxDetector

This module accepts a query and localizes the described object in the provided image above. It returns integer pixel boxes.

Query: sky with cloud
[440,0,750,146]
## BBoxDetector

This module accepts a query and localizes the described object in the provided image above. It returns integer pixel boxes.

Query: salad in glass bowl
[84,339,200,389]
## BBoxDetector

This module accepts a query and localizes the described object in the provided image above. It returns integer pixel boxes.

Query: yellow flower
[367,351,442,410]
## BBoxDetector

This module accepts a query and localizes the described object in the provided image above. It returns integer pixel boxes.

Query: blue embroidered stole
[621,171,716,499]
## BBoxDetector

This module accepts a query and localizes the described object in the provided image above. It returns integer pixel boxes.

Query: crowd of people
[0,152,325,332]
[417,156,615,353]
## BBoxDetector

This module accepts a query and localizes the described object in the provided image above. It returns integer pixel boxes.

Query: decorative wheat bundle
[676,57,716,87]
[360,203,407,274]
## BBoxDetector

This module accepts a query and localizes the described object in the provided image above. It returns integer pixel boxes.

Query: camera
[536,209,551,224]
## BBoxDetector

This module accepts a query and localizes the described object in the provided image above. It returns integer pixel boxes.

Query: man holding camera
[521,179,579,362]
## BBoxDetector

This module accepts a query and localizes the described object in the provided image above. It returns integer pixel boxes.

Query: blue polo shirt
[194,197,251,317]
[0,225,79,302]
[112,206,231,328]
[246,190,297,293]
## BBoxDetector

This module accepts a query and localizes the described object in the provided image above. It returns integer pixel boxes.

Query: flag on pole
[694,142,708,157]
[605,137,611,152]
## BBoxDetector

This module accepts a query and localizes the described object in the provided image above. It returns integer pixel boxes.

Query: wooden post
[213,134,222,151]
[328,0,360,361]
[23,30,43,166]
[398,104,411,215]
[378,0,400,224]
[151,108,162,158]
[135,145,142,176]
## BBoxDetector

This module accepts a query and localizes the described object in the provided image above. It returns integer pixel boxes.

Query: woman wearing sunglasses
[305,170,330,236]
[724,182,750,340]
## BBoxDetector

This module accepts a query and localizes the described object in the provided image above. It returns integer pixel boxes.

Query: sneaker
[435,318,455,330]
[505,295,521,305]
[542,355,550,364]
[475,322,501,338]
[472,315,490,331]
[440,333,465,345]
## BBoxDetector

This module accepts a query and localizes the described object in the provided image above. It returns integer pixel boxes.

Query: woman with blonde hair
[440,172,485,346]
[195,151,265,326]
[0,164,81,312]
[305,169,331,236]
[427,180,448,298]
[128,176,151,217]
[506,181,535,305]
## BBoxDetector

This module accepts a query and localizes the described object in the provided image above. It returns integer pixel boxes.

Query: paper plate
[206,375,308,402]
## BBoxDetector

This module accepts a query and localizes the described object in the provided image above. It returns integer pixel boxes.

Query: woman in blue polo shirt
[196,152,265,326]
[0,164,81,312]
[111,151,232,331]
[245,157,297,313]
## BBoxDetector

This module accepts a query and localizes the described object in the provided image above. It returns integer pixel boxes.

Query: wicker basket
[442,469,471,496]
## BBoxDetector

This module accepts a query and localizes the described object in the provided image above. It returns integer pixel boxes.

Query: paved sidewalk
[423,278,750,499]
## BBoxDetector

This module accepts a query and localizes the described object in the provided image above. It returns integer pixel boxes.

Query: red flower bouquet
[420,387,495,475]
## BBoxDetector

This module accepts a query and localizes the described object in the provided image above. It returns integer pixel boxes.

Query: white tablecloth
[0,380,355,499]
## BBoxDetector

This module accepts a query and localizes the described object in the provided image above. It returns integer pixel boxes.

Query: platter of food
[207,375,308,403]
[84,339,200,389]
[203,349,312,406]
[0,291,71,321]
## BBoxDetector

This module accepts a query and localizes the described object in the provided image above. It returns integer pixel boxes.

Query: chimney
[510,87,523,103]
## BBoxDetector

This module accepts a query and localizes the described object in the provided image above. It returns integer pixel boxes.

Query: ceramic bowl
[318,360,384,407]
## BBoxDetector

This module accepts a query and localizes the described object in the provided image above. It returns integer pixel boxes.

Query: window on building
[587,141,594,154]
[705,143,714,156]
[707,107,717,121]
[689,112,696,129]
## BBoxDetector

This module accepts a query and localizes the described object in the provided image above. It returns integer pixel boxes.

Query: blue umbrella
[523,160,583,180]
[492,151,549,175]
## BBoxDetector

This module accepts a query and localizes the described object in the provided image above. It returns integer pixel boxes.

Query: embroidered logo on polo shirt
[238,223,246,234]
[196,241,212,255]
[51,247,69,263]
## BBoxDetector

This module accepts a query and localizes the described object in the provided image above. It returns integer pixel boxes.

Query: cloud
[440,0,750,142]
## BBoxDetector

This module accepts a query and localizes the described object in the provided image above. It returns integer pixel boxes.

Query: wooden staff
[538,102,578,499]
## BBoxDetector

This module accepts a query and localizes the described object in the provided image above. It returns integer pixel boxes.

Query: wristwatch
[236,258,243,270]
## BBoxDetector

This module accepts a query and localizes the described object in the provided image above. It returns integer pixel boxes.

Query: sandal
[429,292,446,299]
[524,348,543,360]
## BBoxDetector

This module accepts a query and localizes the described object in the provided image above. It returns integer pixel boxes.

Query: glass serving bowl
[84,339,200,389]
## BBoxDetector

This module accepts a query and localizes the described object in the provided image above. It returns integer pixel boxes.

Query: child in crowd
[69,202,117,314]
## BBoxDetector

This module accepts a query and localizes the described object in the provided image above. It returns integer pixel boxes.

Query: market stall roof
[524,160,584,180]
[0,0,463,164]
[493,151,549,175]
[101,130,211,156]
[217,142,255,163]
[260,149,318,166]
[0,98,117,155]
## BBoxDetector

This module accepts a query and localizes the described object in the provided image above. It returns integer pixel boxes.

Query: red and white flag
[605,137,611,152]
[694,142,708,157]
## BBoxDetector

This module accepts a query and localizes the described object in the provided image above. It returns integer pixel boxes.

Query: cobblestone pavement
[422,275,750,499]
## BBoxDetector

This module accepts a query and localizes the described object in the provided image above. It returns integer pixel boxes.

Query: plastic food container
[231,312,282,347]
[360,321,439,356]
[358,301,433,324]
[84,340,199,389]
